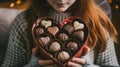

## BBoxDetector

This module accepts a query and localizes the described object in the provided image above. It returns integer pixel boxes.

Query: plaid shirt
[1,0,119,67]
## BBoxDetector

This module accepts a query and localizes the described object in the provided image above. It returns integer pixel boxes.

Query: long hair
[27,0,117,53]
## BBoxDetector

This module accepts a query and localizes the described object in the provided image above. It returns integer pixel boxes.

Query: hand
[32,47,57,67]
[37,59,57,67]
[67,46,89,67]
[67,58,86,67]
[32,45,89,67]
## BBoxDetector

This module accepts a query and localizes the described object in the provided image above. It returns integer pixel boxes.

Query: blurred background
[0,0,120,65]
[108,0,120,65]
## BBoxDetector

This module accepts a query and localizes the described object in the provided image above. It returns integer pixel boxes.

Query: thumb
[32,47,39,55]
[82,45,89,56]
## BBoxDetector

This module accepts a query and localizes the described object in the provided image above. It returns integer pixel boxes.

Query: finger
[71,58,86,65]
[67,62,82,67]
[32,47,39,55]
[82,45,90,56]
[38,59,54,66]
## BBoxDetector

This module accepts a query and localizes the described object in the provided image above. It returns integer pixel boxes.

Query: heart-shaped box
[32,17,88,67]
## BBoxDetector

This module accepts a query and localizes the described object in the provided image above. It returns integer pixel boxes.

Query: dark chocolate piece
[35,27,44,35]
[73,31,84,41]
[64,25,74,34]
[58,33,69,41]
[66,41,78,51]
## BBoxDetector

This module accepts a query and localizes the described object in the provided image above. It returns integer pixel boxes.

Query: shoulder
[95,0,111,18]
[95,0,111,10]
[13,11,27,24]
[95,0,109,5]
[11,11,28,31]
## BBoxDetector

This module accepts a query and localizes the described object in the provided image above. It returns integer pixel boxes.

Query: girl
[1,0,119,67]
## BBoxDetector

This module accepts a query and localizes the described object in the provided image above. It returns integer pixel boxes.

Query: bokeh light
[10,3,15,8]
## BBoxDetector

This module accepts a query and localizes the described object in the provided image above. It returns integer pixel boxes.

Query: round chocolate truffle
[35,27,44,35]
[66,41,78,51]
[57,51,70,63]
[49,41,61,52]
[38,36,50,47]
[58,33,69,41]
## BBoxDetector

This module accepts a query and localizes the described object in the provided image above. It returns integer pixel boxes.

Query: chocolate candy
[49,41,61,52]
[35,27,44,35]
[47,26,59,36]
[66,41,78,51]
[73,31,84,41]
[73,21,84,30]
[64,25,74,34]
[32,17,88,65]
[41,20,52,28]
[57,51,70,63]
[58,33,69,41]
[38,36,50,47]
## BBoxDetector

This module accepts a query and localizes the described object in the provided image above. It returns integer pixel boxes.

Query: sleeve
[95,32,119,67]
[1,12,32,67]
[83,37,119,67]
[81,50,100,67]
[95,0,112,19]
[82,30,119,67]
[23,55,40,67]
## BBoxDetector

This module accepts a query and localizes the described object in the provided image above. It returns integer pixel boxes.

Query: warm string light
[115,5,119,10]
[107,0,120,10]
[10,3,15,8]
[108,0,113,4]
[9,0,22,8]
[16,0,21,5]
